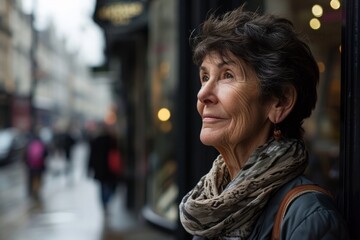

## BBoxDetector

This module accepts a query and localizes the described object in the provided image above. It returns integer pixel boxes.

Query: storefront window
[265,0,342,192]
[145,0,178,229]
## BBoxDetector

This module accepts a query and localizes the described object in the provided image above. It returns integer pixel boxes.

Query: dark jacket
[88,133,118,182]
[193,176,349,239]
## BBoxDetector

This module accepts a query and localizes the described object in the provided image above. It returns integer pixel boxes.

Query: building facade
[0,0,112,137]
[0,0,15,129]
[9,0,33,131]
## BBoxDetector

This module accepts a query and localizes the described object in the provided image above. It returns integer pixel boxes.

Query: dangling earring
[274,123,282,141]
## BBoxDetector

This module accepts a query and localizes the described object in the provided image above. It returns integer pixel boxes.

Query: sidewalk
[0,142,175,240]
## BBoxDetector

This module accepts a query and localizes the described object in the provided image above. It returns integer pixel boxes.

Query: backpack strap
[271,184,333,240]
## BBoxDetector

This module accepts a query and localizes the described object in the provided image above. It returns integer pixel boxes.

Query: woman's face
[197,52,273,148]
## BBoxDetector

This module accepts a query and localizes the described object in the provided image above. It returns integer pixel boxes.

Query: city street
[0,142,174,240]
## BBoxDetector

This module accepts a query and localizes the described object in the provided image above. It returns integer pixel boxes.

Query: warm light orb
[160,121,172,133]
[317,62,326,73]
[158,108,171,121]
[309,18,321,30]
[312,4,323,17]
[330,0,341,10]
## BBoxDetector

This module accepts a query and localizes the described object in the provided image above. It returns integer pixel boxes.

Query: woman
[179,6,349,240]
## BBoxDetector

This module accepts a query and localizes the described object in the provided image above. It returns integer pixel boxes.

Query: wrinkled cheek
[227,104,253,142]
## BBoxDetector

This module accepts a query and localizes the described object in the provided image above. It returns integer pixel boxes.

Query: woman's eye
[224,72,233,79]
[201,75,209,82]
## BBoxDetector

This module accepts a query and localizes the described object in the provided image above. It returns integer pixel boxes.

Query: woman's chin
[200,133,219,146]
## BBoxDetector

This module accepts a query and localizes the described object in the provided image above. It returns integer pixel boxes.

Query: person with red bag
[87,122,123,213]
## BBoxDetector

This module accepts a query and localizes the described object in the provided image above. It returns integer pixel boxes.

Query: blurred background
[0,0,344,239]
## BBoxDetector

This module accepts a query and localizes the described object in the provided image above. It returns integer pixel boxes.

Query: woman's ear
[268,85,297,123]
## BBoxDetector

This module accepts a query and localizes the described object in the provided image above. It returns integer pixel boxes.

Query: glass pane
[145,0,178,227]
[265,0,342,192]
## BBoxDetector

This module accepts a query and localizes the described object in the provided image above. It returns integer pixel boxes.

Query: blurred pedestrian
[52,126,75,177]
[62,128,75,176]
[24,131,48,202]
[87,123,123,213]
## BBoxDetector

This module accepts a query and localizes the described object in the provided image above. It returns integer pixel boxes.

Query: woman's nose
[197,80,217,104]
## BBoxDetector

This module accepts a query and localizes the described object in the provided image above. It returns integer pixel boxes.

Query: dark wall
[339,0,360,239]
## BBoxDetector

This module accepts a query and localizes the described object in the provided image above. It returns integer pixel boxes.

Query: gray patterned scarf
[179,138,308,239]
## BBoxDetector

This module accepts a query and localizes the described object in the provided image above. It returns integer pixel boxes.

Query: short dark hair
[191,6,319,139]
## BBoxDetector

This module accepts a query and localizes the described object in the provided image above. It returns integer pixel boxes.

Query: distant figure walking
[25,132,48,202]
[53,128,75,176]
[88,123,123,213]
[62,130,75,175]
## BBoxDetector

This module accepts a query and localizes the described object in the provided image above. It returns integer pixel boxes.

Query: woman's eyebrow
[199,66,208,72]
[219,59,236,68]
[199,60,236,71]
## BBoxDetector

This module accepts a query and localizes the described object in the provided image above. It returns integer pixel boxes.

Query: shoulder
[281,188,349,239]
[277,177,350,239]
[248,176,310,238]
[249,176,349,239]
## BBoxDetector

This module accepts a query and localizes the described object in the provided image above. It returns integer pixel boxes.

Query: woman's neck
[217,135,270,179]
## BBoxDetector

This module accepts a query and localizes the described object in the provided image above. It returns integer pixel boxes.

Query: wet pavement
[0,142,175,240]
